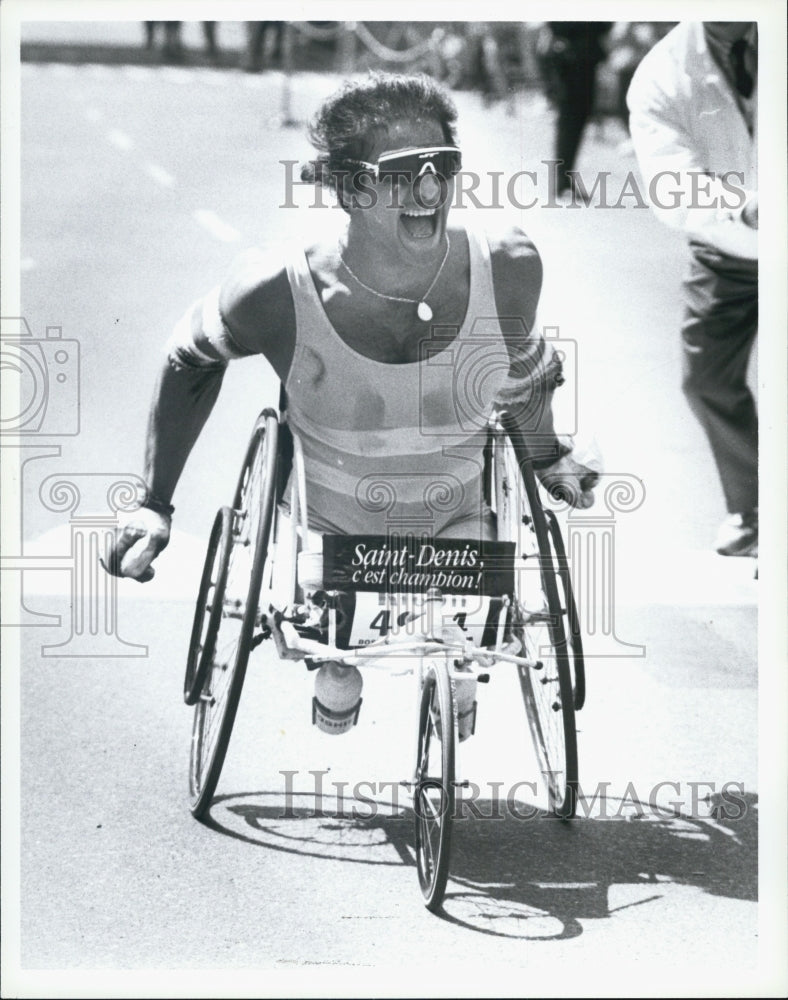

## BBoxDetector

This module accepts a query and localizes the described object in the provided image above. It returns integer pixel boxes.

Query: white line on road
[145,163,176,188]
[193,209,241,243]
[107,128,134,151]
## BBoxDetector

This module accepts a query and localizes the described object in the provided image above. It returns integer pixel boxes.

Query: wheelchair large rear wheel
[189,410,279,818]
[184,506,234,707]
[544,508,585,711]
[414,657,456,912]
[495,421,578,819]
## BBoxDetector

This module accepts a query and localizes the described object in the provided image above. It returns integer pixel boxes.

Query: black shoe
[715,510,758,557]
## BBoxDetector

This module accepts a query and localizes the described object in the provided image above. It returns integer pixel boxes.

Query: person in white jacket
[627,22,758,556]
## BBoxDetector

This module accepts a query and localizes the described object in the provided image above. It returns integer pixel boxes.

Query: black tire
[496,417,579,819]
[544,508,586,711]
[189,410,279,818]
[414,657,455,912]
[184,506,234,706]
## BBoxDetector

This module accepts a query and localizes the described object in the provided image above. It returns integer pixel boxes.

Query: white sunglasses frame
[347,145,462,181]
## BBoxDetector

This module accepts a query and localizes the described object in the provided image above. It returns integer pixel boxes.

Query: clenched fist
[537,452,600,509]
[101,507,171,582]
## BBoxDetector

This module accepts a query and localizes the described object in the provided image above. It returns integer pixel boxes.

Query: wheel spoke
[420,786,443,822]
[425,821,437,872]
[414,661,454,909]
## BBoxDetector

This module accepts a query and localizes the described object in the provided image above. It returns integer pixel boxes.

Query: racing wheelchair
[183,403,585,911]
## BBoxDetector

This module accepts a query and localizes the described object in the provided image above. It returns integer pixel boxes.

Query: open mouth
[400,207,439,240]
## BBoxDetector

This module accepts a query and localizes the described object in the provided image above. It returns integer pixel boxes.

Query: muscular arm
[143,359,225,507]
[489,226,597,507]
[146,249,297,506]
[488,227,565,466]
[107,250,296,580]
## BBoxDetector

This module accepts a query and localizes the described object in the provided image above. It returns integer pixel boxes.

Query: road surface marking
[107,128,133,151]
[145,163,175,188]
[193,209,240,243]
[532,882,598,889]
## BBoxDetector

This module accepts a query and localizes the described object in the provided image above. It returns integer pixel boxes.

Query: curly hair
[300,72,459,203]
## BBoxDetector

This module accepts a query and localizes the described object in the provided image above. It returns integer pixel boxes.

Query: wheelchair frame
[183,404,585,912]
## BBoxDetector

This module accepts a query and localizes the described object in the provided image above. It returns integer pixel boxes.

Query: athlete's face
[348,118,455,258]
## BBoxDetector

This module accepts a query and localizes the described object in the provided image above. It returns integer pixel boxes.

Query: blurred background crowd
[23,20,677,127]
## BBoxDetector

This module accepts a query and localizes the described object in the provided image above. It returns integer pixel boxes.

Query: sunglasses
[347,146,462,182]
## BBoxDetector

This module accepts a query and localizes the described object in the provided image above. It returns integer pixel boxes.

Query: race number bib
[346,591,498,649]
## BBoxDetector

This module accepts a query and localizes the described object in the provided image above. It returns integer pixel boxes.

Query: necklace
[338,235,451,322]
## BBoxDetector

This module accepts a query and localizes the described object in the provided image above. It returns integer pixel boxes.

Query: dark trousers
[553,59,600,193]
[681,241,758,513]
[244,22,284,71]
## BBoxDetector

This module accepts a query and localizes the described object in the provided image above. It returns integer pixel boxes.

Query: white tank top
[284,226,509,536]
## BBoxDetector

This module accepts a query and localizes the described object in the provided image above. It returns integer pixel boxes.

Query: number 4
[369,610,391,635]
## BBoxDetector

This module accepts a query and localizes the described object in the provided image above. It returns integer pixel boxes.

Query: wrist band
[142,490,175,517]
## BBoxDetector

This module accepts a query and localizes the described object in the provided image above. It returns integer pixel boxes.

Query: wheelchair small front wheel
[414,657,456,912]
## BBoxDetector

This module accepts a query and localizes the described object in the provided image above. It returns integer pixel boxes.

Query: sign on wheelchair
[321,534,515,649]
[183,405,585,912]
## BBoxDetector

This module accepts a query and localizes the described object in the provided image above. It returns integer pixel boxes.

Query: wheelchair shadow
[440,790,757,939]
[202,790,757,940]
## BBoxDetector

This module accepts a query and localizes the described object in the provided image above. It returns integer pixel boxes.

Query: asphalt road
[4,58,776,997]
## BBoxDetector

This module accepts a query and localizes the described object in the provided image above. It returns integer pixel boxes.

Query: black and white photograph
[1,1,786,996]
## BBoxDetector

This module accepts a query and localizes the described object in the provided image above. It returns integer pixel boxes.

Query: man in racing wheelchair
[105,73,598,734]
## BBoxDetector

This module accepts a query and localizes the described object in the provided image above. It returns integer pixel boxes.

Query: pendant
[417,301,433,322]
